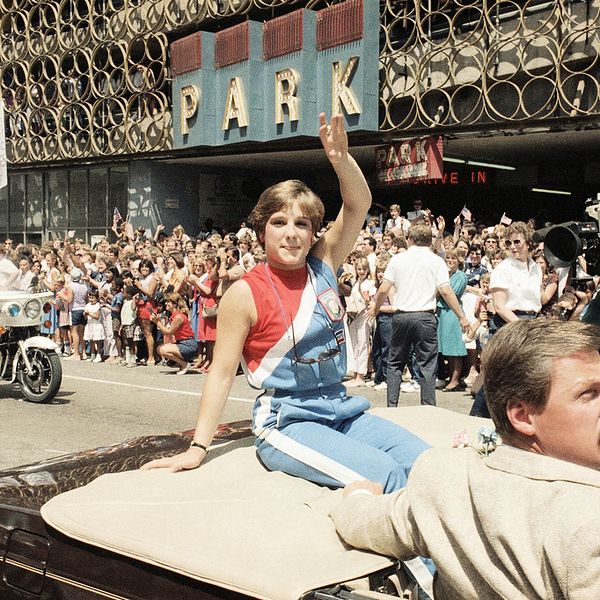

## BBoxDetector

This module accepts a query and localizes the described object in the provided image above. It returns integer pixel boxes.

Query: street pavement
[0,358,474,471]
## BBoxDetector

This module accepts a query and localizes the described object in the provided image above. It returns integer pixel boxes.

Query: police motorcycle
[0,281,62,403]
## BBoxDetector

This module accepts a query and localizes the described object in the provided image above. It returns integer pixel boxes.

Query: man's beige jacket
[332,444,600,599]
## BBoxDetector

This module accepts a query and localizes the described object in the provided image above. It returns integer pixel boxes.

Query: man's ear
[506,400,537,437]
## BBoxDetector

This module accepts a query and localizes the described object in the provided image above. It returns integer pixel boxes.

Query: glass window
[69,170,87,228]
[46,171,68,231]
[89,228,108,248]
[26,172,43,231]
[7,232,24,244]
[9,173,25,230]
[109,166,128,223]
[26,232,42,246]
[89,168,108,228]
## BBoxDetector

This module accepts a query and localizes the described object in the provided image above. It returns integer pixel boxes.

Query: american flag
[500,212,512,225]
[112,207,123,232]
[460,205,472,222]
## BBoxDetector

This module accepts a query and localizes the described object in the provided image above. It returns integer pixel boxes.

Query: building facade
[2,0,600,242]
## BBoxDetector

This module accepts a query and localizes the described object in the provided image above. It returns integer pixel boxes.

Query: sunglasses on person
[290,321,341,365]
[505,239,524,247]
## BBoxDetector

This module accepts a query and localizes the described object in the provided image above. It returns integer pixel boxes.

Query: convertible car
[0,407,494,600]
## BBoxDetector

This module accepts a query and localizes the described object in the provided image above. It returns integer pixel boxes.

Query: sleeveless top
[242,256,370,435]
[172,311,195,341]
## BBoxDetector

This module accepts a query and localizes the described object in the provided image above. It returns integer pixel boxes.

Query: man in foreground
[331,319,600,599]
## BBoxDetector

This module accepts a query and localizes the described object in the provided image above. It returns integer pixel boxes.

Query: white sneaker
[92,354,102,363]
[343,379,365,388]
[364,380,376,387]
[176,362,191,376]
[373,381,387,391]
[401,381,420,393]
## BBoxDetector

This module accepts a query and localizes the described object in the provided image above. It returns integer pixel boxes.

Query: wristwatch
[190,441,208,453]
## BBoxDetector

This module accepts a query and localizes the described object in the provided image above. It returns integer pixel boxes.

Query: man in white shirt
[370,224,469,406]
[385,204,410,236]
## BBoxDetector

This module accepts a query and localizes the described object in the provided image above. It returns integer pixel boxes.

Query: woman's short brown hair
[249,180,324,240]
[164,292,187,313]
[507,221,532,244]
[482,319,600,439]
[169,251,185,269]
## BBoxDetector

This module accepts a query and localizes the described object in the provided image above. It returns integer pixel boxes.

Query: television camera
[535,198,600,286]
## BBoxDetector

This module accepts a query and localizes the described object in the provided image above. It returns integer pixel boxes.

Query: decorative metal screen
[215,22,250,68]
[316,0,364,51]
[378,0,600,132]
[263,10,304,61]
[171,32,202,76]
[2,0,600,165]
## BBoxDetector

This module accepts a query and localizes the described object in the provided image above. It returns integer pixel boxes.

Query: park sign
[375,137,444,185]
[171,0,379,148]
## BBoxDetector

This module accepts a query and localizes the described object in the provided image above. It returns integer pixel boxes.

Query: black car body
[0,421,269,600]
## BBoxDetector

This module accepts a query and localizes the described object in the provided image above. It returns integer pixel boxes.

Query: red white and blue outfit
[241,256,429,493]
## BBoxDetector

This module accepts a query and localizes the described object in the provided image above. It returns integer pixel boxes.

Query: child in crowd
[120,285,139,367]
[83,290,105,363]
[468,273,493,348]
[345,256,376,387]
[109,277,124,363]
[54,274,73,357]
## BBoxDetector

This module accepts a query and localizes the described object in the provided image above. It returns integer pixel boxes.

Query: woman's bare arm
[141,280,255,472]
[491,288,519,323]
[311,113,371,272]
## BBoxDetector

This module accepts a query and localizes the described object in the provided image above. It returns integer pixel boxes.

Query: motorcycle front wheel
[17,349,62,403]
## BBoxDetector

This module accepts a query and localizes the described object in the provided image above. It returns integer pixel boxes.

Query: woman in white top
[490,221,554,328]
[472,221,554,417]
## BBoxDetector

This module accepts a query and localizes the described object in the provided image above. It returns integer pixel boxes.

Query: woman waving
[142,114,428,493]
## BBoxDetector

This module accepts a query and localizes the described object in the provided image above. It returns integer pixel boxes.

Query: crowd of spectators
[0,198,595,389]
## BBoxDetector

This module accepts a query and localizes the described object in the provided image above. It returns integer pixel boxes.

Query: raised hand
[318,112,348,168]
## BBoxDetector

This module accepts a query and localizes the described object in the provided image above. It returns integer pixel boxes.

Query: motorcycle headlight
[23,299,41,319]
[7,303,21,317]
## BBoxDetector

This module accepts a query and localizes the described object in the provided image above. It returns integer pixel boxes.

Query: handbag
[202,304,218,318]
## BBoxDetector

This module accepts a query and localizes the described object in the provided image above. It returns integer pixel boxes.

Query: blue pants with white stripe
[255,412,430,493]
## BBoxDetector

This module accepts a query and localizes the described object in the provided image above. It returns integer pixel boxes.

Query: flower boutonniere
[452,426,500,456]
